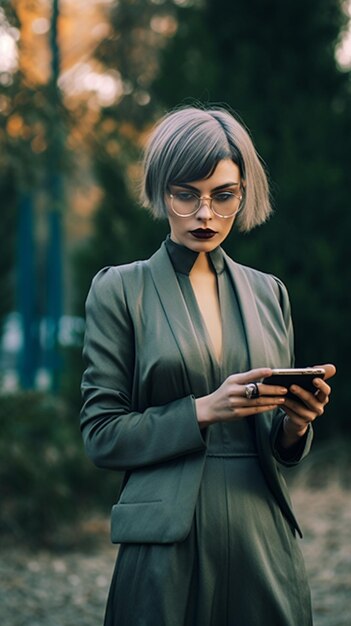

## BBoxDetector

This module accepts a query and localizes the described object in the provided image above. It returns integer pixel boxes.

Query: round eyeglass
[168,189,243,219]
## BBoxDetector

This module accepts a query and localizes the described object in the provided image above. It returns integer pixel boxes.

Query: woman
[80,106,335,626]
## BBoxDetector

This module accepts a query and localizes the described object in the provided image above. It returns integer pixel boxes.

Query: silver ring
[245,383,259,399]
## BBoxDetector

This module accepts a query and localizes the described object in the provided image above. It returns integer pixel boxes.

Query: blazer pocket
[118,464,169,504]
[111,451,206,544]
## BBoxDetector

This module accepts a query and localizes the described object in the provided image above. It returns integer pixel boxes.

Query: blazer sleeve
[271,276,295,368]
[80,267,206,472]
[271,409,313,466]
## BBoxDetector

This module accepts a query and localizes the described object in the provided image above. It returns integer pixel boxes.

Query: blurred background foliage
[0,0,350,544]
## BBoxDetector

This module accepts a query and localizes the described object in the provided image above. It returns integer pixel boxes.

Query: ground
[1,482,350,626]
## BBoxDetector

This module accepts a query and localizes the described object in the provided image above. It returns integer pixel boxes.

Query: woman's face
[165,159,242,253]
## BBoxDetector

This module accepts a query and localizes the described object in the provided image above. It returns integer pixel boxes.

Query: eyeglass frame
[168,188,244,219]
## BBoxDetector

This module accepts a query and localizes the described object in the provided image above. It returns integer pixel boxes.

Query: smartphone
[262,367,325,397]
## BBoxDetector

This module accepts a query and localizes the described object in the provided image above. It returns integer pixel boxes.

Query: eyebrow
[172,181,240,192]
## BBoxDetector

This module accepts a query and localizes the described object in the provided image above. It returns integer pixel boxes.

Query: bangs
[169,147,233,186]
[167,130,244,188]
[168,143,233,187]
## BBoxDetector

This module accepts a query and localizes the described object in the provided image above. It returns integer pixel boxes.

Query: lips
[190,229,217,239]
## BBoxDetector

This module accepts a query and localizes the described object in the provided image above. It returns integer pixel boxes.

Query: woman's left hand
[280,363,336,448]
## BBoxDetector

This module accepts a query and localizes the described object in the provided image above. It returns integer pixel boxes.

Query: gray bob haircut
[141,106,272,232]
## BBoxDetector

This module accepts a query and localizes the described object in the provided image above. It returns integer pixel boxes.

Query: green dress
[104,238,312,626]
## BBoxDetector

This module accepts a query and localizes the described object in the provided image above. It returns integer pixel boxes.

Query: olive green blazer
[80,241,312,543]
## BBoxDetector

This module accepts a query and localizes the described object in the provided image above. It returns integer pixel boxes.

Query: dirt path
[292,484,351,626]
[1,484,350,626]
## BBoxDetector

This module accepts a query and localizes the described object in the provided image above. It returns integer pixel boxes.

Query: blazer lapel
[223,253,268,369]
[147,244,212,397]
[223,253,303,534]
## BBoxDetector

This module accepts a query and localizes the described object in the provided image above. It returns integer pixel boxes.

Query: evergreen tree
[73,153,168,317]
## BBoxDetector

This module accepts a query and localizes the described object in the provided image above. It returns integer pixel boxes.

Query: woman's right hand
[195,368,288,427]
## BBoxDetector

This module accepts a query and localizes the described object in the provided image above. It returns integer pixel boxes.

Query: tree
[0,170,17,330]
[0,1,72,387]
[73,153,168,317]
[73,0,177,312]
[0,4,20,332]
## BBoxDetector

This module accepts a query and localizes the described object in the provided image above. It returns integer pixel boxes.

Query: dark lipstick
[190,229,217,239]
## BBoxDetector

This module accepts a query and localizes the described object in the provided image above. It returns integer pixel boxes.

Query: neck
[191,252,213,275]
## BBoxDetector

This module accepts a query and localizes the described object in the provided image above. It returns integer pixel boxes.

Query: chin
[187,239,220,252]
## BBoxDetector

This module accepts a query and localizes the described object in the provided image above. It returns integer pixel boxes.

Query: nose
[196,197,213,220]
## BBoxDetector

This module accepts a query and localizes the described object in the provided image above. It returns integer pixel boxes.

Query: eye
[212,191,235,203]
[174,191,198,203]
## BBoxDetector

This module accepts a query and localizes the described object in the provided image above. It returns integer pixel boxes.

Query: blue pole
[45,0,63,392]
[46,186,63,392]
[17,193,39,388]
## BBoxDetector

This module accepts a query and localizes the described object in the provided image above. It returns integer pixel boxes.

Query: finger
[230,395,286,407]
[259,383,288,397]
[284,392,325,418]
[312,377,331,397]
[234,404,282,417]
[290,385,330,409]
[283,405,312,425]
[232,368,272,385]
[283,405,317,425]
[314,387,329,404]
[313,363,336,381]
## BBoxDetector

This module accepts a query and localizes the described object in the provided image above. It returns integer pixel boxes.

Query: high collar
[165,235,225,276]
